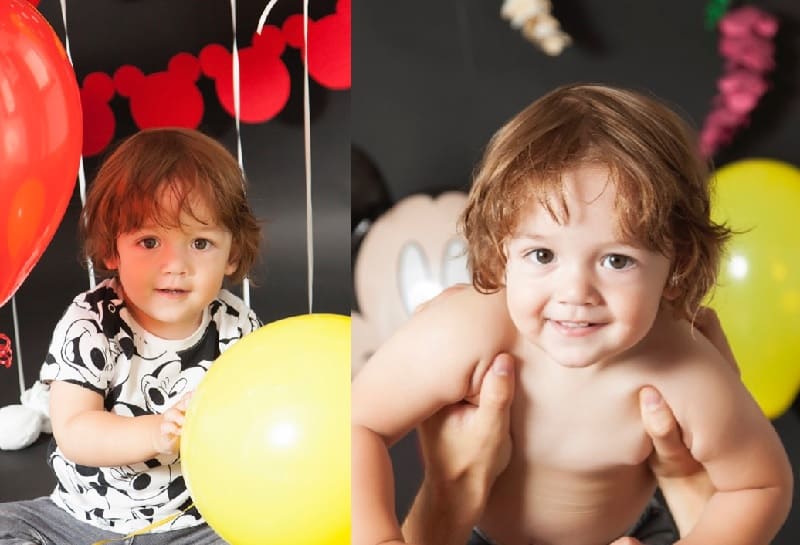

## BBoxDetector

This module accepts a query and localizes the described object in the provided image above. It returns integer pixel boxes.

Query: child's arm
[352,288,512,545]
[49,381,189,466]
[661,341,793,545]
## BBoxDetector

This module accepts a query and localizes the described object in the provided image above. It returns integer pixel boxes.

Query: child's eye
[601,254,635,270]
[192,239,212,250]
[526,248,554,264]
[138,238,158,250]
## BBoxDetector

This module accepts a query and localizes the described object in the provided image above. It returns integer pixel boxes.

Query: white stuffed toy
[0,380,51,451]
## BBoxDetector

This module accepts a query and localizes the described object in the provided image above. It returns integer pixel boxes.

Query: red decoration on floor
[0,334,12,368]
[80,72,116,157]
[200,25,291,124]
[114,52,205,130]
[283,0,351,90]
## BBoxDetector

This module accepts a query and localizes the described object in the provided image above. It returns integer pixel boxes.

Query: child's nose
[161,244,189,275]
[557,267,600,305]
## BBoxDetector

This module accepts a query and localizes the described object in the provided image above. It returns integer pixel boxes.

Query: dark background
[352,1,800,543]
[0,0,349,503]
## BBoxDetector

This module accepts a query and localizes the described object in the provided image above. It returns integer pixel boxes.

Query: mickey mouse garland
[79,0,350,157]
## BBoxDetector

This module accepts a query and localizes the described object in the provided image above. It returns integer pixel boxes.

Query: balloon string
[90,504,194,545]
[256,0,314,313]
[302,0,314,314]
[58,0,96,289]
[229,0,251,307]
[11,296,24,393]
[256,0,281,33]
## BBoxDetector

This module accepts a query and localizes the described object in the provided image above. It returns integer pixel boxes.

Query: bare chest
[512,361,653,470]
[478,361,657,545]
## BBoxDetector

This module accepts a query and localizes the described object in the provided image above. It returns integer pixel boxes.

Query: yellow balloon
[709,159,800,418]
[180,314,351,545]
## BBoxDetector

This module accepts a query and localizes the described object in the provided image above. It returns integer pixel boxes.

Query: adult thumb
[477,353,516,414]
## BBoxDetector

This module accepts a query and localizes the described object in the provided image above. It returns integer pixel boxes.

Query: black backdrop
[0,0,349,501]
[352,1,800,543]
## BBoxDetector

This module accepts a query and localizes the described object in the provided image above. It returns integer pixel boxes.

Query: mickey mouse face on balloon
[351,192,469,376]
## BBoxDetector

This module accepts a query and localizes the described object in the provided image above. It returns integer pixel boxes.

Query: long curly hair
[460,84,731,319]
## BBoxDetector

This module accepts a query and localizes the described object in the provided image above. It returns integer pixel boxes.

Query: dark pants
[467,496,678,545]
[0,497,228,545]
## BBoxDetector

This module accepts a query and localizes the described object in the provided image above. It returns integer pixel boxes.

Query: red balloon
[0,0,82,307]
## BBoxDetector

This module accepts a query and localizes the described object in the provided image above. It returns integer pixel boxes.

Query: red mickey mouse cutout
[80,72,116,157]
[200,25,290,124]
[283,0,351,90]
[114,52,205,130]
[28,4,349,156]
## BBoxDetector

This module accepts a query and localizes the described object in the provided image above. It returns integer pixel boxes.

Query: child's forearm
[656,472,715,536]
[352,424,411,545]
[402,470,489,545]
[54,410,163,466]
[677,485,792,545]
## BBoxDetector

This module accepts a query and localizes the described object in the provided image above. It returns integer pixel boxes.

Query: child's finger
[160,420,180,438]
[162,409,185,427]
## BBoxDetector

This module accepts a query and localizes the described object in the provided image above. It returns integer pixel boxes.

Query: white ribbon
[257,0,314,313]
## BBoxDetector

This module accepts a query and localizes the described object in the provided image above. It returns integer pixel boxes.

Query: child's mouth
[157,288,188,295]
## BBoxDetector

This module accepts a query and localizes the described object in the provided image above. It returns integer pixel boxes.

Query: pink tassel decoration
[699,6,778,159]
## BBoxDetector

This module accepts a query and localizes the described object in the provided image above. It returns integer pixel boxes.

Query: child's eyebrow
[509,232,547,241]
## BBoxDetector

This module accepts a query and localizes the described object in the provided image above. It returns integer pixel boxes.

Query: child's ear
[104,255,119,271]
[662,274,679,301]
[225,258,239,276]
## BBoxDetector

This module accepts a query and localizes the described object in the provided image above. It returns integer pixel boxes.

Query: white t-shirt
[40,278,260,534]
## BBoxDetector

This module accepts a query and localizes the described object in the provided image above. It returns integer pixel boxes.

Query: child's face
[104,191,237,340]
[504,165,672,368]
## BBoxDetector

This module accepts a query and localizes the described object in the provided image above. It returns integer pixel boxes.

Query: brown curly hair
[460,84,731,319]
[81,127,261,284]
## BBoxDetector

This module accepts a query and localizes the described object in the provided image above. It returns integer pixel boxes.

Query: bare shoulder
[644,316,736,392]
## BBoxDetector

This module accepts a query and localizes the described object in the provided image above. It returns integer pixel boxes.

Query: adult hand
[413,284,515,501]
[402,353,516,545]
[633,307,739,537]
[419,353,515,487]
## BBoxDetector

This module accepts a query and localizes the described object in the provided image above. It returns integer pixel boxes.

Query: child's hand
[152,392,193,455]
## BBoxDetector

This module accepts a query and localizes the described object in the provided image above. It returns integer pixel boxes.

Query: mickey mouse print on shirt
[39,278,260,534]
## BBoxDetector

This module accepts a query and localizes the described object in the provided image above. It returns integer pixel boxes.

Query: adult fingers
[608,538,642,545]
[639,386,696,473]
[476,353,516,413]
